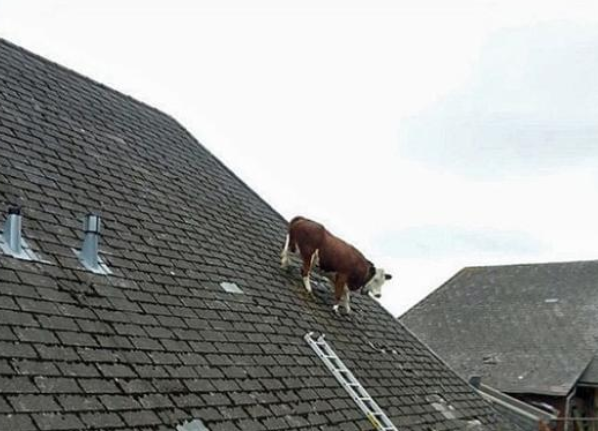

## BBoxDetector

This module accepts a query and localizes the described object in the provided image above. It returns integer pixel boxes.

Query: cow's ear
[385,274,393,280]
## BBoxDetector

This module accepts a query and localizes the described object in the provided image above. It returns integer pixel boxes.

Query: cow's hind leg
[280,234,290,269]
[301,250,318,294]
[341,287,351,314]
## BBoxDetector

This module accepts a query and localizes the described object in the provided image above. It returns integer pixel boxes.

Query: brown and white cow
[280,216,392,313]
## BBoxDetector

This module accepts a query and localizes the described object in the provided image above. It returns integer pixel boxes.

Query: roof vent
[0,206,40,261]
[220,281,243,294]
[73,213,111,274]
[177,419,209,431]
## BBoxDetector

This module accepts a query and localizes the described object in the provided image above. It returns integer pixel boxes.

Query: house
[401,260,598,431]
[0,39,513,431]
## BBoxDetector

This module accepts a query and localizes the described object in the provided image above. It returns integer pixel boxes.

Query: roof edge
[477,383,558,421]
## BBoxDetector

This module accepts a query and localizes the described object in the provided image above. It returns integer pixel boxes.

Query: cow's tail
[287,216,305,253]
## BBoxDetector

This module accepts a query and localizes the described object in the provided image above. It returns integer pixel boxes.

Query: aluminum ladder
[304,332,398,431]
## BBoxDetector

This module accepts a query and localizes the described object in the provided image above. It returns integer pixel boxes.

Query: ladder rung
[305,332,398,431]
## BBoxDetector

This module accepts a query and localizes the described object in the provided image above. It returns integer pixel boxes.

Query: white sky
[2,0,598,316]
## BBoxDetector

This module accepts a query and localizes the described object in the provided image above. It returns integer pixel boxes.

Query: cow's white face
[363,268,392,298]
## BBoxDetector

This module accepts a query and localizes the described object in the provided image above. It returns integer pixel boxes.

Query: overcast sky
[2,0,598,316]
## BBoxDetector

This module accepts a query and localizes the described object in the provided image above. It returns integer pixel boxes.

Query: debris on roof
[219,281,243,294]
[177,419,209,431]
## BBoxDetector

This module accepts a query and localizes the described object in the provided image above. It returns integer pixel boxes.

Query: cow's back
[318,233,367,278]
[288,217,327,255]
[290,218,366,275]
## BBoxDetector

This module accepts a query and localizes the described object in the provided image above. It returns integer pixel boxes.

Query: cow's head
[362,265,392,298]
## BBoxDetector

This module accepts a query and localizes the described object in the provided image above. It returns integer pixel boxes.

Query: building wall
[512,394,565,431]
[510,390,598,431]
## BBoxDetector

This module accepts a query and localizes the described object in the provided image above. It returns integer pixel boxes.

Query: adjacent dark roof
[401,261,598,397]
[0,39,508,431]
[580,356,598,383]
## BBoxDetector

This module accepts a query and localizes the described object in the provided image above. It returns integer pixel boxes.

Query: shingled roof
[0,39,510,431]
[401,261,598,397]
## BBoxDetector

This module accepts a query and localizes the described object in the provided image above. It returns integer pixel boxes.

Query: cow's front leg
[301,250,318,294]
[302,276,312,293]
[333,275,348,314]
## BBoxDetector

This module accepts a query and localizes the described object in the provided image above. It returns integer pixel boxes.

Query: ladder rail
[305,332,398,431]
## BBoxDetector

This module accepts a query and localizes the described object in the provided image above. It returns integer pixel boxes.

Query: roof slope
[0,39,508,431]
[401,261,598,396]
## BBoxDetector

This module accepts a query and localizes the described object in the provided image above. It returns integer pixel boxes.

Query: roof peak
[0,37,179,126]
[463,258,598,272]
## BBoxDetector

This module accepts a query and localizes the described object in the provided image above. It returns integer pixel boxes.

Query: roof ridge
[0,38,177,125]
[462,258,598,271]
[401,258,598,320]
[401,258,598,319]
